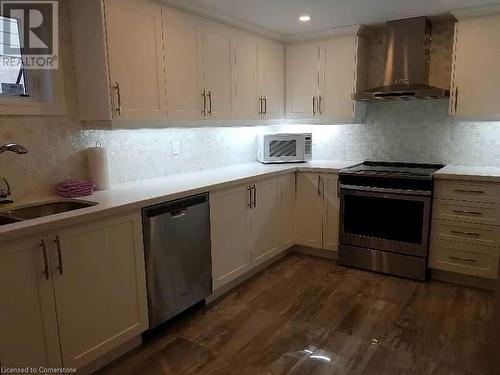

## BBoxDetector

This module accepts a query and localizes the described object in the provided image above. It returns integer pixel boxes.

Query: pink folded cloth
[57,180,95,198]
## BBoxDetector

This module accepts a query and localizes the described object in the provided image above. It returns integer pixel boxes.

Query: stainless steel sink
[0,215,22,226]
[0,200,98,222]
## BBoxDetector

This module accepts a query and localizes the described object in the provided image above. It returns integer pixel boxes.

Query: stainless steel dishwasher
[142,193,212,329]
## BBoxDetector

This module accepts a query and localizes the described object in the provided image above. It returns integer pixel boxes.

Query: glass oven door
[340,187,432,257]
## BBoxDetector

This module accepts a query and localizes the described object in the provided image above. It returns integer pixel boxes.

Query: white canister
[87,147,112,190]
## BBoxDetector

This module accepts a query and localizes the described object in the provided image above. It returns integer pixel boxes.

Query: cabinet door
[210,185,252,291]
[105,0,167,120]
[296,173,323,248]
[0,237,61,368]
[323,174,340,251]
[453,14,500,119]
[286,42,319,119]
[259,38,285,119]
[163,7,204,120]
[51,213,148,369]
[203,20,235,119]
[251,177,282,266]
[280,173,296,250]
[235,31,260,119]
[320,35,358,122]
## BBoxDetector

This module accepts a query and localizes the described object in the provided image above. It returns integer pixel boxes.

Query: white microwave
[257,133,312,163]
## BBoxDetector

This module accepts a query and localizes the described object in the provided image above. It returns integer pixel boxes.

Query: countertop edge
[0,161,358,243]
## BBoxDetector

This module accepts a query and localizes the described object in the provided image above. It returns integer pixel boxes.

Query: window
[0,15,29,97]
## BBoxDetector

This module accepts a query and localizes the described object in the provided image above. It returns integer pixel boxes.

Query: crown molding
[156,0,285,41]
[284,24,362,44]
[452,3,500,19]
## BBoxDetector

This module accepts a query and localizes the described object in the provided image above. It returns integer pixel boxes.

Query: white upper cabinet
[320,34,365,122]
[450,11,500,120]
[259,38,285,119]
[235,33,285,120]
[71,0,167,121]
[163,7,204,120]
[235,30,259,119]
[286,42,320,119]
[202,20,236,119]
[286,29,366,123]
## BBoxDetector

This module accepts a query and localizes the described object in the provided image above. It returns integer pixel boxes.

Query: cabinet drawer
[432,219,498,247]
[435,180,499,203]
[433,199,499,225]
[430,240,499,279]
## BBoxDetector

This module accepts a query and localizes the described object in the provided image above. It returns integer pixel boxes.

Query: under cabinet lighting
[299,15,311,22]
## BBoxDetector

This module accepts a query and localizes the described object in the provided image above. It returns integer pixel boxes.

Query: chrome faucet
[1,143,28,204]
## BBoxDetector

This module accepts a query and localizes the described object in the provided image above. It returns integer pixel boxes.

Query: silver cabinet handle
[449,255,477,264]
[454,87,459,113]
[207,90,212,115]
[247,186,252,208]
[263,96,267,115]
[318,95,322,115]
[258,96,263,115]
[450,230,480,237]
[54,235,63,276]
[201,89,207,116]
[454,189,485,194]
[453,209,483,216]
[114,82,122,116]
[312,96,316,115]
[252,185,257,208]
[40,239,49,280]
[317,175,321,196]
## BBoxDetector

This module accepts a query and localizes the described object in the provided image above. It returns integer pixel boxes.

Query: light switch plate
[171,140,181,155]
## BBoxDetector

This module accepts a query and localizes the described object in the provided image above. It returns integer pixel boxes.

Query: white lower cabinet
[52,213,149,368]
[323,174,341,251]
[296,172,340,251]
[210,174,295,291]
[0,237,61,368]
[296,172,323,248]
[280,173,296,250]
[210,184,252,291]
[0,212,149,369]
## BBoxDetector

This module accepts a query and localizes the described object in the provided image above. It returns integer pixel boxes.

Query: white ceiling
[190,0,498,35]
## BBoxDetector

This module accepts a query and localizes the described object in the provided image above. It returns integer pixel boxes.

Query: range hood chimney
[353,17,450,101]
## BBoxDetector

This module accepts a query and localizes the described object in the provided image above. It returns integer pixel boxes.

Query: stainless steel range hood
[353,17,450,101]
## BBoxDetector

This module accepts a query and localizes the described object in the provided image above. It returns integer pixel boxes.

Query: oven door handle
[339,184,432,197]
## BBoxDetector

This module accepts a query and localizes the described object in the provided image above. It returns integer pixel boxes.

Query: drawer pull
[454,189,485,194]
[450,230,480,237]
[449,256,478,264]
[452,209,483,216]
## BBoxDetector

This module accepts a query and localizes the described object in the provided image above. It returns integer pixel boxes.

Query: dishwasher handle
[170,209,188,218]
[143,193,208,219]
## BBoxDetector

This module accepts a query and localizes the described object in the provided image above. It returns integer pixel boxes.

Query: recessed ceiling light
[299,15,311,22]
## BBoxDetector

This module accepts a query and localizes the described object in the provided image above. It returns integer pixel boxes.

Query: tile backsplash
[1,99,500,200]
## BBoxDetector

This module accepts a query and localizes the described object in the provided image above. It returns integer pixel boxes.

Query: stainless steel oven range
[338,161,445,281]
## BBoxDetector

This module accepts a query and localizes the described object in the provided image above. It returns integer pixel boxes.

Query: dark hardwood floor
[97,253,494,375]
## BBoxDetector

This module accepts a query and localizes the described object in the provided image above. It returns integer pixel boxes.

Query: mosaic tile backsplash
[1,99,500,200]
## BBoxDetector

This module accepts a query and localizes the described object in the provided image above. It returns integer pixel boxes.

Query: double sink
[0,200,98,226]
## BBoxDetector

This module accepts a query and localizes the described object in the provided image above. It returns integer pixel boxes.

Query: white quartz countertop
[434,165,500,182]
[0,160,359,242]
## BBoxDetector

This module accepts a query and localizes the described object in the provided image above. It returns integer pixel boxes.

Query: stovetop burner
[339,161,446,192]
